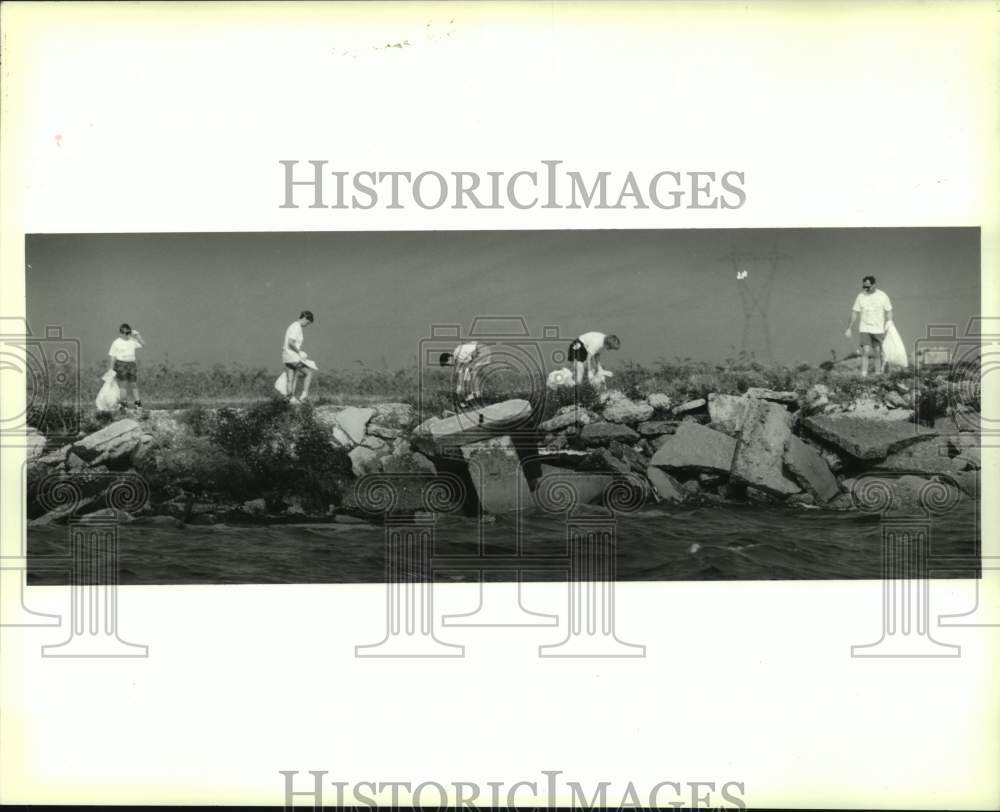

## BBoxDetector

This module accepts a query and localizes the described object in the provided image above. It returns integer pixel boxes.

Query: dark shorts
[568,339,589,363]
[113,360,137,382]
[859,332,885,348]
[284,361,307,372]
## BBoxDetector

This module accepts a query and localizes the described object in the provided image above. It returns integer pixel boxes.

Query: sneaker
[134,400,142,408]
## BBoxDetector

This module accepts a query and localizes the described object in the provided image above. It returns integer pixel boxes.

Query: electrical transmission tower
[719,245,791,363]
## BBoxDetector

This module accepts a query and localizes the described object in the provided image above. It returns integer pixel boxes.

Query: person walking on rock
[568,331,620,386]
[845,276,893,378]
[282,310,315,404]
[107,323,145,410]
[439,341,491,407]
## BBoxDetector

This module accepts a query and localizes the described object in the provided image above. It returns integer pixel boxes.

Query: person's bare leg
[860,345,870,378]
[132,383,141,404]
[877,345,886,375]
[299,368,313,401]
[285,367,296,400]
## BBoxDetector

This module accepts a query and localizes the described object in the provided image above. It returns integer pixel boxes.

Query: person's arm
[883,294,893,325]
[132,330,145,348]
[107,348,115,373]
[286,334,303,358]
[845,298,860,338]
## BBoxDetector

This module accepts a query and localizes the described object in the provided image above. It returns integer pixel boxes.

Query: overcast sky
[26,228,979,371]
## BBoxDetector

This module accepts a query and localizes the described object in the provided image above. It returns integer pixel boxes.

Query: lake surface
[26,501,979,584]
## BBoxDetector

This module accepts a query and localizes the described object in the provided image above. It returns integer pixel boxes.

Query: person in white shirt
[568,331,621,385]
[282,310,314,403]
[845,276,893,378]
[439,342,491,407]
[106,323,145,409]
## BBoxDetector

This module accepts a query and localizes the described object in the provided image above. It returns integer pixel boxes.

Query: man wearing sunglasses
[844,275,893,377]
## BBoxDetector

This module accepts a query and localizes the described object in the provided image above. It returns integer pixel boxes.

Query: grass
[25,353,978,439]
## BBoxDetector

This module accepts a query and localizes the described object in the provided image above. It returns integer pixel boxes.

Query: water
[26,502,979,584]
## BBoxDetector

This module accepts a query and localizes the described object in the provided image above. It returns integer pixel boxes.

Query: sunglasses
[862,285,873,290]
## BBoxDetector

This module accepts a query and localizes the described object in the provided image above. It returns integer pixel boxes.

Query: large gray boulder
[380,450,437,475]
[69,419,143,465]
[336,407,375,445]
[646,466,685,503]
[784,435,839,502]
[602,397,654,424]
[650,421,737,475]
[578,422,640,446]
[876,437,964,476]
[730,398,801,497]
[802,415,929,461]
[540,406,593,432]
[708,393,749,434]
[461,435,533,514]
[414,399,532,452]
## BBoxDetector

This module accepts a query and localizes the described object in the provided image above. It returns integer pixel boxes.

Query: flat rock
[876,437,964,476]
[592,448,631,475]
[784,435,839,502]
[361,435,389,453]
[534,464,613,509]
[707,393,749,434]
[672,398,707,415]
[578,422,640,446]
[602,397,654,424]
[416,399,532,444]
[69,419,143,465]
[540,406,592,432]
[336,407,376,445]
[731,399,801,497]
[461,435,533,513]
[746,387,797,403]
[646,466,684,503]
[650,421,736,475]
[802,415,929,461]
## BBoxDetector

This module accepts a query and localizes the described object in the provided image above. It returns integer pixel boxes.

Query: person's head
[861,276,876,293]
[119,323,133,337]
[438,352,453,367]
[604,334,621,351]
[299,310,314,327]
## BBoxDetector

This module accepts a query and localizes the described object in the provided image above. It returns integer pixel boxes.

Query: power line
[719,245,791,363]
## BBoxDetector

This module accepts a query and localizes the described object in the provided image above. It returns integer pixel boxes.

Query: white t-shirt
[283,321,305,363]
[454,342,488,365]
[108,336,140,362]
[577,331,607,357]
[852,289,893,334]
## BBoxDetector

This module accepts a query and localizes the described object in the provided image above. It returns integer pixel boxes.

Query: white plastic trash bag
[590,367,614,388]
[882,322,909,369]
[95,370,120,411]
[274,371,292,396]
[547,367,573,389]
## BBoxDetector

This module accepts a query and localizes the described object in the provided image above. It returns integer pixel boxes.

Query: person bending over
[568,331,620,385]
[282,310,314,403]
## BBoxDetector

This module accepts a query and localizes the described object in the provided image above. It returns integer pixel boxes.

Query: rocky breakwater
[24,380,982,527]
[524,384,980,516]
